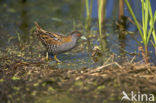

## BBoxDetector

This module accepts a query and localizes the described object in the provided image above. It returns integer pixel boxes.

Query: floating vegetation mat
[0,51,156,103]
[0,35,155,103]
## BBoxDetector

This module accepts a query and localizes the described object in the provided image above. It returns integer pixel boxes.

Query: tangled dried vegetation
[0,50,156,103]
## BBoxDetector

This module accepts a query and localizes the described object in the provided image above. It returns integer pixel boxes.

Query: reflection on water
[55,52,99,69]
[19,0,29,35]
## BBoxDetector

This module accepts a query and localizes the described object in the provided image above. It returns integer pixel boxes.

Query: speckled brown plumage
[34,22,83,62]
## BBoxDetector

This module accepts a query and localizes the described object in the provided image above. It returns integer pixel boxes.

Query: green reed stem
[98,0,106,51]
[85,0,93,52]
[86,0,90,19]
[98,0,102,39]
[124,0,156,58]
[124,0,156,62]
[149,2,156,46]
[85,0,93,31]
[149,2,156,55]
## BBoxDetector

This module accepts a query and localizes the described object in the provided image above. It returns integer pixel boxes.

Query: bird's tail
[34,22,47,34]
[34,21,41,30]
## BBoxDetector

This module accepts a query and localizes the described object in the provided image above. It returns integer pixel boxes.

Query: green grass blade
[154,10,156,22]
[89,0,93,16]
[141,0,145,38]
[147,1,154,43]
[86,0,89,18]
[98,0,105,51]
[98,0,102,40]
[144,0,149,44]
[148,1,156,45]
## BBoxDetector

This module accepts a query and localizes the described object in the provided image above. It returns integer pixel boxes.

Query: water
[0,0,156,67]
[0,0,156,66]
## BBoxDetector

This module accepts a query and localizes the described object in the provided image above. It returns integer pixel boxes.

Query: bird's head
[71,31,87,40]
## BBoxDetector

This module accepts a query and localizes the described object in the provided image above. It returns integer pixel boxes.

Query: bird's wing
[38,33,72,45]
[34,22,70,45]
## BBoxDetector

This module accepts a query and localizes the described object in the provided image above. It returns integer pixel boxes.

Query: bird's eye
[76,33,81,37]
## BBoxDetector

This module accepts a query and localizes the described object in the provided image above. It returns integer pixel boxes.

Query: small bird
[34,22,86,62]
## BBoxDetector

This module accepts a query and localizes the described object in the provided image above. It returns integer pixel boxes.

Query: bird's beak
[81,36,87,40]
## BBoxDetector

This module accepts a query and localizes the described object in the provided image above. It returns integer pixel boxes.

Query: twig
[104,55,113,65]
[114,62,123,69]
[130,56,136,63]
[92,62,115,72]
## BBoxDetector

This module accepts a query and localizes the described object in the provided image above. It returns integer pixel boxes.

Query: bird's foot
[40,52,49,61]
[54,55,62,63]
[45,52,49,61]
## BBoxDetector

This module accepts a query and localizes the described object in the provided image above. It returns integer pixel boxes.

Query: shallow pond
[0,0,156,102]
[0,0,156,67]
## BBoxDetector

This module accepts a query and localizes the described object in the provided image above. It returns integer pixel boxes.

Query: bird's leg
[46,52,49,61]
[41,52,49,61]
[54,55,62,63]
